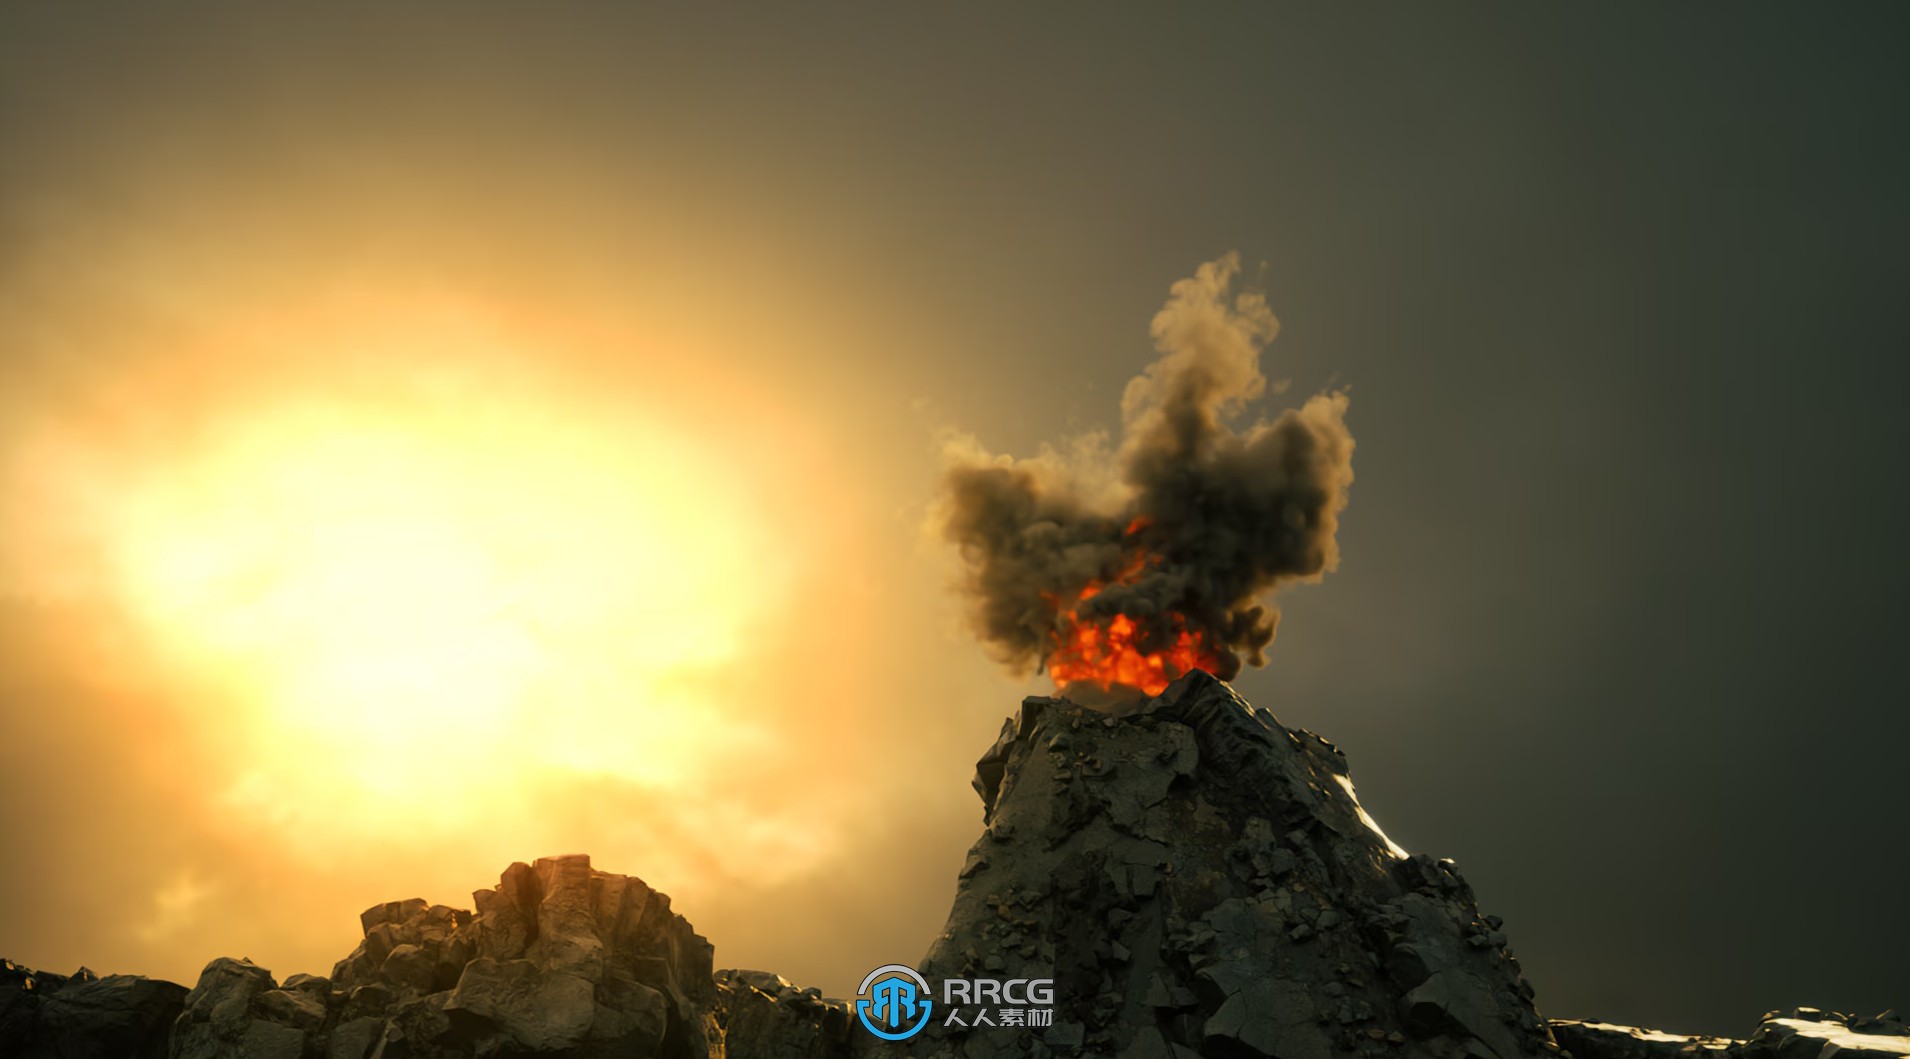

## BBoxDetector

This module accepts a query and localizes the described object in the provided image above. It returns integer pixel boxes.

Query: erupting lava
[938,255,1356,699]
[1046,520,1225,697]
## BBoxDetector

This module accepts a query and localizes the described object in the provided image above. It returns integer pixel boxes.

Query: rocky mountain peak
[912,669,1556,1059]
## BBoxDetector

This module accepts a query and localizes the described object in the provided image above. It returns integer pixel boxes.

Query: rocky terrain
[1550,1012,1909,1059]
[0,959,185,1059]
[169,854,723,1059]
[2,672,1899,1058]
[896,671,1555,1059]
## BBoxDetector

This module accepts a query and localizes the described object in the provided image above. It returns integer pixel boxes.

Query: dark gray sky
[1,3,1905,1037]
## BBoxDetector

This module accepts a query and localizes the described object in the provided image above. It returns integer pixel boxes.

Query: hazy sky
[2,4,1905,1037]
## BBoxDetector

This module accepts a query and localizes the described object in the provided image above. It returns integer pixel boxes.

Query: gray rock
[315,854,721,1058]
[30,971,189,1059]
[1203,979,1330,1059]
[376,943,435,994]
[169,957,293,1059]
[1747,1013,1910,1059]
[526,854,610,981]
[715,968,853,1058]
[1402,969,1523,1059]
[904,671,1560,1057]
[252,987,325,1033]
[326,1016,383,1059]
[234,1019,303,1059]
[1549,1019,1741,1059]
[446,957,595,1051]
[1546,1012,1910,1059]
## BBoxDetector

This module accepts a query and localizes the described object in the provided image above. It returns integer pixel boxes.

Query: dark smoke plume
[936,253,1355,684]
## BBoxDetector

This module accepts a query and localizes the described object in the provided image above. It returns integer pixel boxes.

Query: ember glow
[1045,520,1225,697]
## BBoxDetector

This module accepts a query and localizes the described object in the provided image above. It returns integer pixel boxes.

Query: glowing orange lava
[1045,520,1222,697]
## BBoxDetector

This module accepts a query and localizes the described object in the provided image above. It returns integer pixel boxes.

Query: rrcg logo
[854,964,1057,1040]
[855,964,934,1041]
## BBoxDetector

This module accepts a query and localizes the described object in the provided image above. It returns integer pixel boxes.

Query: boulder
[445,957,596,1051]
[168,957,304,1059]
[2,964,189,1059]
[715,968,854,1059]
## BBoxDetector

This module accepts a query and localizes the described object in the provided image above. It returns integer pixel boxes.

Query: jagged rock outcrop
[714,970,854,1059]
[1,676,1898,1059]
[1744,1009,1910,1059]
[164,854,721,1059]
[0,959,187,1059]
[1551,1008,1909,1059]
[894,670,1557,1059]
[1549,1019,1740,1059]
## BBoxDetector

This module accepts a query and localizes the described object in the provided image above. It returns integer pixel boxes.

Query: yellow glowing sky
[103,357,791,842]
[0,280,1007,992]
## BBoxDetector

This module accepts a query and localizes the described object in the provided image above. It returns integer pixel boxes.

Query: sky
[1,3,1906,1037]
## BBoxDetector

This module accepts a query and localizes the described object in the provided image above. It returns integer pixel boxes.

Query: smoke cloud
[937,253,1355,686]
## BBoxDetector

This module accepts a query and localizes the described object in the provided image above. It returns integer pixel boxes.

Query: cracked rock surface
[886,670,1558,1059]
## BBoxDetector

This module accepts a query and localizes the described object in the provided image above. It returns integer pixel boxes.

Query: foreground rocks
[0,959,187,1059]
[1,673,1898,1058]
[161,854,723,1059]
[714,970,854,1059]
[1553,1010,1910,1059]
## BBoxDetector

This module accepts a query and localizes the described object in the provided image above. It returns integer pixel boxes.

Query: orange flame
[1045,518,1221,697]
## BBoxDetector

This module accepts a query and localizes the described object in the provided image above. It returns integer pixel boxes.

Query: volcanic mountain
[894,670,1553,1059]
[2,673,1902,1059]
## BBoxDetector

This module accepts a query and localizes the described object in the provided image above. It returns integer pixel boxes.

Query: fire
[1045,519,1223,697]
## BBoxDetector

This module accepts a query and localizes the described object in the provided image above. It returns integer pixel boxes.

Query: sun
[101,378,789,841]
[3,298,866,888]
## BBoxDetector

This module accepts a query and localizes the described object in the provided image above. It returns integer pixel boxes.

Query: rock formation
[1552,1010,1910,1059]
[0,959,187,1059]
[890,670,1556,1059]
[1,673,1899,1058]
[159,854,723,1059]
[714,970,854,1059]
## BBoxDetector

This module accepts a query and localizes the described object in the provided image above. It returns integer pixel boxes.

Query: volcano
[899,670,1554,1059]
[2,674,1901,1059]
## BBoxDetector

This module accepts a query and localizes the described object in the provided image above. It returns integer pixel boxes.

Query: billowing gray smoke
[936,254,1355,687]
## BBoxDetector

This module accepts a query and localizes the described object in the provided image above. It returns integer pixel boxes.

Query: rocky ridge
[0,672,1899,1058]
[1552,1011,1909,1059]
[161,854,724,1059]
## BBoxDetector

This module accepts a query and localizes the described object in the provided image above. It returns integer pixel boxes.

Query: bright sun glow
[99,377,792,849]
